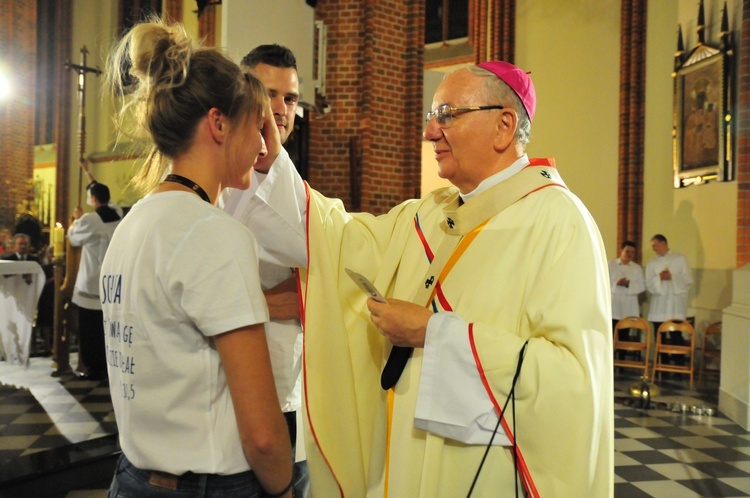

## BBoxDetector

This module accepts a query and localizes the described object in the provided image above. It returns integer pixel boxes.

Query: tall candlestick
[53,222,65,258]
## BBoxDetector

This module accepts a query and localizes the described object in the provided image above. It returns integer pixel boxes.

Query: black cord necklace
[163,174,211,204]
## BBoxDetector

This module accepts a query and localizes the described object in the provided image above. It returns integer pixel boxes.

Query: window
[424,0,469,45]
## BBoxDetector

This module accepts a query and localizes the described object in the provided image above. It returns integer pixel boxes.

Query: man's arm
[240,149,308,269]
[67,211,94,247]
[671,254,693,294]
[627,263,646,295]
[264,276,300,321]
[644,261,663,295]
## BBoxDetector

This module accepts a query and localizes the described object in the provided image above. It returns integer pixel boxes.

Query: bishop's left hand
[367,298,432,348]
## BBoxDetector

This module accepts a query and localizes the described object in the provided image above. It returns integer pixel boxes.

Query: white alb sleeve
[415,312,511,446]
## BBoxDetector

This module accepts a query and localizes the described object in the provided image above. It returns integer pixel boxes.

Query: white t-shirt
[101,191,269,475]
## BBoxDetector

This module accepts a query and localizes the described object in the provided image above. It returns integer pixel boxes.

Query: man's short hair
[13,233,30,244]
[88,182,111,204]
[621,240,636,250]
[241,44,297,71]
[651,234,667,244]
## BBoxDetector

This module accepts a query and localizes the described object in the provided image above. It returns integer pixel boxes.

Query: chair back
[699,321,722,384]
[613,316,651,376]
[614,316,650,335]
[657,319,695,337]
[652,319,696,388]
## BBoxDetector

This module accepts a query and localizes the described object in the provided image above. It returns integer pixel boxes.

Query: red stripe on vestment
[413,215,434,262]
[527,157,555,168]
[468,324,540,498]
[435,282,452,311]
[413,214,452,309]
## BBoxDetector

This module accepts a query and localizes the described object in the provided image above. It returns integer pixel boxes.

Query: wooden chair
[651,319,696,388]
[699,321,722,385]
[613,316,651,377]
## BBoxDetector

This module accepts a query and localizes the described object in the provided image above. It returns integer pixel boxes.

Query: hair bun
[128,22,191,87]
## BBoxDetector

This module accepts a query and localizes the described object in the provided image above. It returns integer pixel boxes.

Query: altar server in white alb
[99,19,296,498]
[646,233,693,327]
[608,240,646,328]
[227,60,614,497]
[68,182,121,380]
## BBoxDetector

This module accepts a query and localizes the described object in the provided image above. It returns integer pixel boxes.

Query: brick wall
[0,1,36,230]
[738,0,750,267]
[310,0,424,214]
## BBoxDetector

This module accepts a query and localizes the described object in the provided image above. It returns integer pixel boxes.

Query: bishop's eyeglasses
[425,104,505,127]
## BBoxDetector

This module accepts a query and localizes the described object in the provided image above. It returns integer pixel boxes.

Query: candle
[53,222,65,258]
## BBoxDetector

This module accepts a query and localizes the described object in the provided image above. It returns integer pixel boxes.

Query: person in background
[68,182,121,380]
[608,240,646,359]
[227,60,613,496]
[100,18,295,498]
[1,233,37,262]
[86,180,125,218]
[35,246,55,355]
[0,228,12,256]
[223,43,308,496]
[646,233,693,362]
[1,233,39,284]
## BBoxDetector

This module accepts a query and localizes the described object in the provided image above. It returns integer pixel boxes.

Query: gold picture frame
[673,50,730,188]
[672,3,733,189]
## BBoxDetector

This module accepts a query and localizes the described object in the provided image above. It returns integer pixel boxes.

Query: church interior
[2,0,750,496]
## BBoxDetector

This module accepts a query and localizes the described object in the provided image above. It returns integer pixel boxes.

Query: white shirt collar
[459,154,529,204]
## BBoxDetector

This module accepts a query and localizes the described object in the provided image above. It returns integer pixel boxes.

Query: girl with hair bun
[101,18,296,498]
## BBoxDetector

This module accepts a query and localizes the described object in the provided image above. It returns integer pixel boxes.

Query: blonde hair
[106,18,268,194]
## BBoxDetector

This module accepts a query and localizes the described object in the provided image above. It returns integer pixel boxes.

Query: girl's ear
[207,107,227,143]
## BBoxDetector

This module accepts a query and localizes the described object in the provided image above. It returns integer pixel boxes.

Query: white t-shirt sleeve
[169,216,269,337]
[415,312,511,446]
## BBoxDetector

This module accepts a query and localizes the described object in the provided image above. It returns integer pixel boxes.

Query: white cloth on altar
[0,260,45,367]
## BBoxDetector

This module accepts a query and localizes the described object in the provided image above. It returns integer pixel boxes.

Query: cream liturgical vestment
[240,153,614,497]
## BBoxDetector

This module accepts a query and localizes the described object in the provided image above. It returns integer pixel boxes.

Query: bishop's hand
[254,106,282,174]
[367,298,432,348]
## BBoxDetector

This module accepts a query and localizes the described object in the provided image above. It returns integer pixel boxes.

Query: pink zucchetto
[477,61,536,122]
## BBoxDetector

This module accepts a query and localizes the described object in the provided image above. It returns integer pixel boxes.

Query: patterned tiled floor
[614,371,750,497]
[0,353,116,465]
[0,356,749,497]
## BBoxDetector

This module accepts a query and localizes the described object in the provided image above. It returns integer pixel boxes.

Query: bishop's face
[423,69,505,194]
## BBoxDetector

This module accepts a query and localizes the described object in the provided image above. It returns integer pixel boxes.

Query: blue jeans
[293,460,309,497]
[108,454,263,498]
[284,411,310,498]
